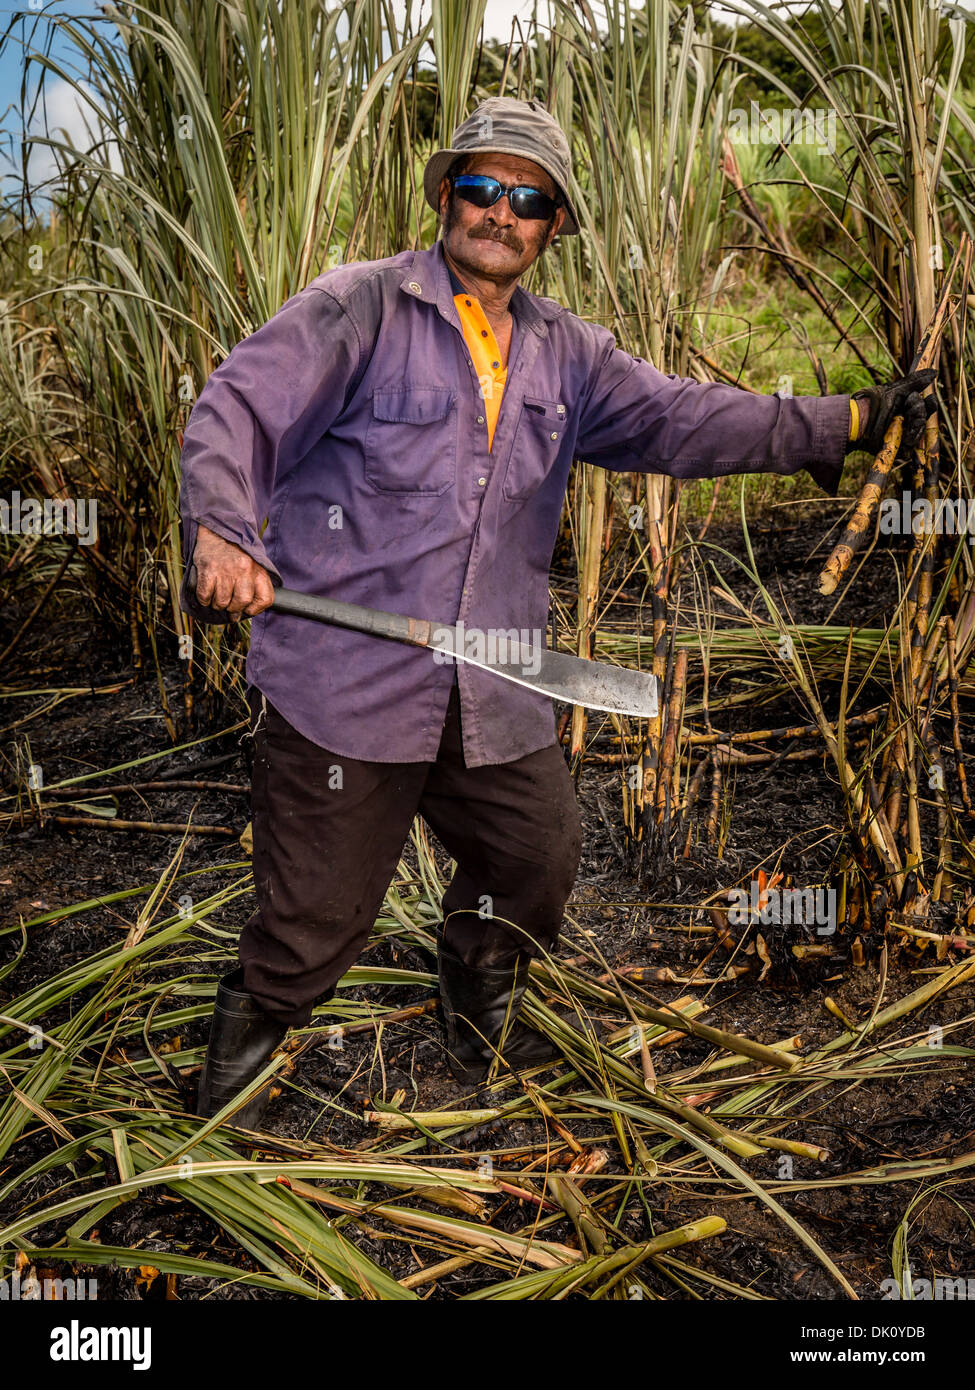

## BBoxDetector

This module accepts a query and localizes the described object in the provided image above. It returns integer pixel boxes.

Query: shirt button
[551,432,559,440]
[408,281,422,293]
[477,477,487,486]
[476,415,485,424]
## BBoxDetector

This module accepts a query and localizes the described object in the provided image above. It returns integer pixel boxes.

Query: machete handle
[186,562,434,647]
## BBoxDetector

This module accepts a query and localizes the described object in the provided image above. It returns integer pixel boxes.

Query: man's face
[438,152,566,284]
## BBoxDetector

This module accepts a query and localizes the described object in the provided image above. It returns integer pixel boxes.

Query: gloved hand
[846,368,938,457]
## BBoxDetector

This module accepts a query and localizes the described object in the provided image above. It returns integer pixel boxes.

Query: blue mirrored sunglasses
[450,173,560,222]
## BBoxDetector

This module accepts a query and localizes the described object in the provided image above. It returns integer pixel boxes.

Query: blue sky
[0,1,106,205]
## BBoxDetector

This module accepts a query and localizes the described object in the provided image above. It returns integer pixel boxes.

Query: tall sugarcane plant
[712,0,975,933]
[2,0,434,724]
[535,0,731,873]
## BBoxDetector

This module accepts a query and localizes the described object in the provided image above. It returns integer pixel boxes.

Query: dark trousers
[237,683,584,1027]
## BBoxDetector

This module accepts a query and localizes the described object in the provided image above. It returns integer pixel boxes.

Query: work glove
[846,368,938,458]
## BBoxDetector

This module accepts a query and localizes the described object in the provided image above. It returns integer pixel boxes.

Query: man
[180,96,935,1127]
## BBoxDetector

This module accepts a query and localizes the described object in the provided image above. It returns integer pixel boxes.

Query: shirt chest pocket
[365,386,457,496]
[502,395,569,501]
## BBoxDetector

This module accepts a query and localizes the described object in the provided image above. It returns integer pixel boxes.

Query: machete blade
[429,624,658,718]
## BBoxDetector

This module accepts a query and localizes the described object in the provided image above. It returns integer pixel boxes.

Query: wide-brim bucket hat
[423,96,581,236]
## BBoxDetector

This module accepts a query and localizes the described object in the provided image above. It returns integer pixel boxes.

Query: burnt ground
[1,517,973,1302]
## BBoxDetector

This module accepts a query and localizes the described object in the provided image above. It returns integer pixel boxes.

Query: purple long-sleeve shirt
[179,236,850,767]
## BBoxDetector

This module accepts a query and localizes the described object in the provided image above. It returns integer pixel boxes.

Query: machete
[187,566,658,718]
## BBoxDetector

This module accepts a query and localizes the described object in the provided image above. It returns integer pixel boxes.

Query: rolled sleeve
[576,327,850,495]
[178,286,363,619]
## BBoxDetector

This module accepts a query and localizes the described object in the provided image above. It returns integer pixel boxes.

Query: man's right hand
[191,524,275,617]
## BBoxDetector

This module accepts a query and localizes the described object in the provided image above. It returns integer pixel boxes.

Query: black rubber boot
[436,929,560,1085]
[196,969,289,1129]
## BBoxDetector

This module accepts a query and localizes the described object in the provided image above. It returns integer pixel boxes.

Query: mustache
[468,224,523,252]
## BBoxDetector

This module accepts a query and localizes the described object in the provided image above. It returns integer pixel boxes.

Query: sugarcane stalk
[883,616,914,841]
[875,700,900,806]
[634,1006,800,1072]
[664,708,684,848]
[818,268,956,597]
[581,738,872,769]
[754,1136,831,1162]
[907,410,942,688]
[49,815,237,837]
[655,648,688,825]
[884,725,906,839]
[932,781,949,904]
[916,618,948,738]
[904,721,924,888]
[363,1108,502,1130]
[618,720,637,841]
[713,737,871,766]
[685,708,882,746]
[672,744,689,841]
[634,474,671,841]
[819,415,905,597]
[547,1174,611,1255]
[945,616,972,814]
[570,465,607,761]
[643,632,675,854]
[40,780,249,797]
[298,1185,579,1269]
[706,755,722,846]
[681,754,710,857]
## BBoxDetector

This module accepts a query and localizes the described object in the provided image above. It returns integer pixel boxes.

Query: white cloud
[15,76,121,197]
[481,0,545,40]
[387,0,563,50]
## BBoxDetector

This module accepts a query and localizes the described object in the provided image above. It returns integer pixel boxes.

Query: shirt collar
[398,239,555,338]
